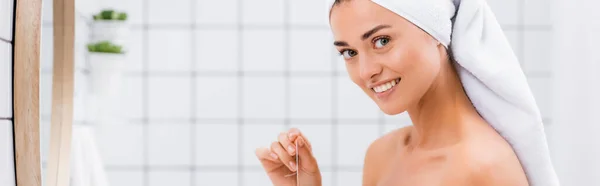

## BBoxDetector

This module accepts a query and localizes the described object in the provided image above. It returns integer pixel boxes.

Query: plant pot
[91,20,128,47]
[89,52,124,95]
[88,52,125,125]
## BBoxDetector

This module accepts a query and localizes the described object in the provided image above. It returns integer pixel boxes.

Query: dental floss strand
[296,142,299,186]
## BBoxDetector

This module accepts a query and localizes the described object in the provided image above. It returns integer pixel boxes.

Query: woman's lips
[373,78,400,100]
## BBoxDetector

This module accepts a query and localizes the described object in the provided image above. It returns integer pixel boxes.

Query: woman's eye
[341,50,357,59]
[375,37,390,48]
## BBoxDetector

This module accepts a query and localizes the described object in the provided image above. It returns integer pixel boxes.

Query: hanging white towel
[70,125,110,186]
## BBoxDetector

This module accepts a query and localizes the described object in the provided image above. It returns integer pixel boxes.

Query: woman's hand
[255,128,322,186]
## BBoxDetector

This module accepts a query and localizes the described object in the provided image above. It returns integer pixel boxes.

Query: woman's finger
[288,128,312,152]
[296,136,319,174]
[278,132,296,156]
[271,141,297,172]
[255,146,280,163]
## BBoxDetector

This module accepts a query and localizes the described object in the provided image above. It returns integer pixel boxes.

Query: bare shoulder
[460,130,530,186]
[362,126,413,185]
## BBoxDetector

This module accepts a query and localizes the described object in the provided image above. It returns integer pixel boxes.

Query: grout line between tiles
[0,38,11,44]
[331,38,338,186]
[142,0,150,185]
[190,0,197,185]
[124,23,553,31]
[237,0,244,185]
[284,0,291,133]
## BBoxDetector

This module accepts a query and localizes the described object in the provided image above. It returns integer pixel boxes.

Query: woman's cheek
[385,46,410,73]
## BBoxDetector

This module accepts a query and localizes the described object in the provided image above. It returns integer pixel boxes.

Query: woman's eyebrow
[333,24,391,47]
[333,41,349,46]
[362,25,391,40]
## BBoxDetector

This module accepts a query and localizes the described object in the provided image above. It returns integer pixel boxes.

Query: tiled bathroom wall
[39,0,554,185]
[0,0,14,185]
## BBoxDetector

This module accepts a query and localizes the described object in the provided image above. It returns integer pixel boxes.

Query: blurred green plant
[87,41,124,54]
[93,9,127,21]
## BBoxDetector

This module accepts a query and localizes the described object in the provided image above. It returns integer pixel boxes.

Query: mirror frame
[12,0,75,185]
[45,0,76,185]
[12,0,42,185]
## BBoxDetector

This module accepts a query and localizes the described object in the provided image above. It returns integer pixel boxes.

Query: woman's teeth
[373,78,400,93]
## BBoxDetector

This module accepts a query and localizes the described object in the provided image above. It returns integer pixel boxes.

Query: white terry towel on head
[326,0,560,185]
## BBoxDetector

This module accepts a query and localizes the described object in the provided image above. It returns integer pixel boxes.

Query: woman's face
[329,0,445,115]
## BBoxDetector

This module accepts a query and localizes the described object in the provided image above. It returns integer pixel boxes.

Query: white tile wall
[148,77,191,119]
[242,77,285,119]
[196,0,238,25]
[336,171,362,186]
[125,29,143,72]
[290,0,330,26]
[336,77,380,119]
[486,0,519,25]
[242,171,272,186]
[148,30,192,72]
[524,0,551,25]
[290,30,333,72]
[0,120,15,186]
[383,111,411,125]
[148,170,190,186]
[196,77,239,119]
[195,30,239,72]
[0,0,13,41]
[40,121,50,163]
[321,171,334,186]
[195,124,239,166]
[242,30,285,72]
[107,170,143,186]
[117,76,143,120]
[195,172,238,186]
[147,0,191,24]
[290,77,332,119]
[337,124,379,166]
[96,123,144,166]
[40,73,52,119]
[241,0,284,25]
[524,31,552,74]
[0,42,11,118]
[41,0,52,23]
[148,123,191,166]
[40,27,53,70]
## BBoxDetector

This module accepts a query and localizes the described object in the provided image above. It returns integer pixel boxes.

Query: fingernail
[288,145,296,153]
[288,132,296,140]
[289,161,297,171]
[298,138,304,147]
[270,153,278,160]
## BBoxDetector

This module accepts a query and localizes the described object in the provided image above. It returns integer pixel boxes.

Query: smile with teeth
[373,78,401,93]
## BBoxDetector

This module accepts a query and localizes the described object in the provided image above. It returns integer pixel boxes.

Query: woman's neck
[406,60,483,151]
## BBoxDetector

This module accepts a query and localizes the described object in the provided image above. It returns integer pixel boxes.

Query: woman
[255,0,559,185]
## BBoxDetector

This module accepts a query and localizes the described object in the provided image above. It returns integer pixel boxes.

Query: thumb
[296,136,319,174]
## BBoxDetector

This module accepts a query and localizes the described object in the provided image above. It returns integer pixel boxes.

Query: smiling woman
[255,0,559,185]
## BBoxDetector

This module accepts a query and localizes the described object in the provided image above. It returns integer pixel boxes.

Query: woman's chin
[378,104,407,115]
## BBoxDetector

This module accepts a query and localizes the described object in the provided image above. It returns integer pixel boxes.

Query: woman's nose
[358,55,383,80]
